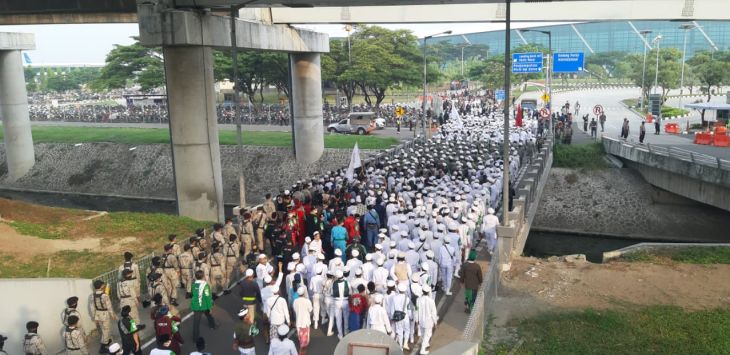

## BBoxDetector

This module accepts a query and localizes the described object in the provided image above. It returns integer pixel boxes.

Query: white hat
[292,253,300,260]
[376,257,385,266]
[335,270,344,279]
[400,215,407,222]
[365,254,373,261]
[264,275,272,283]
[408,242,416,249]
[398,251,406,259]
[304,237,311,243]
[244,269,254,277]
[422,284,432,293]
[426,250,435,258]
[237,308,249,317]
[397,283,408,292]
[488,208,495,214]
[373,293,384,304]
[317,253,325,260]
[392,225,400,231]
[421,262,430,271]
[277,324,290,336]
[375,243,383,250]
[108,343,121,353]
[387,280,396,288]
[297,286,306,296]
[411,283,423,297]
[296,264,305,273]
[335,249,342,256]
[355,268,363,276]
[351,250,360,257]
[258,254,267,259]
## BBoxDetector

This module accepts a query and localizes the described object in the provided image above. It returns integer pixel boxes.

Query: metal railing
[604,136,730,171]
[94,253,157,304]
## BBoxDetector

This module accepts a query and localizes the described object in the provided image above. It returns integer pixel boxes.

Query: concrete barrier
[0,278,95,354]
[602,242,730,263]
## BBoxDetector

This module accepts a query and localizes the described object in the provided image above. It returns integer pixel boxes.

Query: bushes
[553,143,607,169]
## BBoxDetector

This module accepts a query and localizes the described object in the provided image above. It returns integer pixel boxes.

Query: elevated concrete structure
[135,2,328,220]
[2,0,729,24]
[0,32,35,182]
[603,137,730,212]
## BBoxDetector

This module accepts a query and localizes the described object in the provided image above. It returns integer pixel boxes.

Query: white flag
[345,142,362,181]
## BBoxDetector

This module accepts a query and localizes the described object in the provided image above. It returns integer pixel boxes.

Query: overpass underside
[603,138,730,213]
[0,0,727,24]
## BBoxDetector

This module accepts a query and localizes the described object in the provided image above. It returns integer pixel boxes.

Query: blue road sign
[495,89,505,101]
[512,52,543,74]
[553,52,585,73]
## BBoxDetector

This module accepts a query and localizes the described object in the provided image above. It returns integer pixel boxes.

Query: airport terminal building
[441,20,728,56]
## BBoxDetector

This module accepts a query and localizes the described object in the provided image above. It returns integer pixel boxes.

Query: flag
[516,104,523,127]
[23,53,32,65]
[345,142,361,181]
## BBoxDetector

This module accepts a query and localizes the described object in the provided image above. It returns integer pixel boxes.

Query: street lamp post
[422,30,452,139]
[345,25,353,112]
[679,24,696,110]
[460,34,472,78]
[653,34,663,96]
[521,29,552,129]
[639,30,652,110]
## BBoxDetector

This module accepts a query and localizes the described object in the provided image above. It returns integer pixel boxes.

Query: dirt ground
[493,256,730,326]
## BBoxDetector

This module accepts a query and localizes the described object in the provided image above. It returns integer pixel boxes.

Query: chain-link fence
[93,253,157,304]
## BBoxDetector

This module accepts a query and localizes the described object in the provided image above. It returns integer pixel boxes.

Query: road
[522,88,730,160]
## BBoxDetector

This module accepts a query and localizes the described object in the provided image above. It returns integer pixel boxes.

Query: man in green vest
[191,270,216,342]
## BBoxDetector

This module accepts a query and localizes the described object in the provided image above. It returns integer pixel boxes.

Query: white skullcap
[355,268,362,276]
[317,253,325,260]
[398,251,406,259]
[488,208,495,214]
[237,308,249,317]
[408,242,415,249]
[277,324,290,336]
[421,262,430,271]
[365,253,373,261]
[335,270,344,278]
[296,264,305,273]
[426,250,435,258]
[258,254,267,259]
[376,257,385,266]
[411,283,423,297]
[375,243,383,250]
[297,286,306,296]
[335,249,342,256]
[387,280,396,287]
[292,253,300,260]
[352,250,359,257]
[398,283,408,292]
[373,293,384,304]
[245,269,254,277]
[422,284,432,293]
[304,237,311,243]
[108,344,121,353]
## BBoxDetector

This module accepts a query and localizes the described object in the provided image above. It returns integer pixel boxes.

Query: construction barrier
[694,132,713,145]
[665,123,680,134]
[713,134,730,147]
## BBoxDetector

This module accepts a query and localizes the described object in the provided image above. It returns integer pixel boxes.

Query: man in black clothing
[238,269,261,323]
[118,306,142,355]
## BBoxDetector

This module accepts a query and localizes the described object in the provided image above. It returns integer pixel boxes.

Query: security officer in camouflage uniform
[118,252,140,297]
[62,297,83,333]
[23,321,47,355]
[224,234,241,288]
[194,251,211,281]
[63,315,88,355]
[161,244,180,306]
[240,212,255,257]
[209,242,227,296]
[91,280,115,353]
[178,243,195,299]
[117,270,143,327]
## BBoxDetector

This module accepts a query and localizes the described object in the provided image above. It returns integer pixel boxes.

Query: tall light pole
[422,30,452,139]
[653,34,663,96]
[521,29,552,127]
[678,23,695,109]
[639,30,652,110]
[460,34,472,78]
[345,25,353,111]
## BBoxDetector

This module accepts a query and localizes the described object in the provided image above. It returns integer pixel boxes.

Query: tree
[585,51,627,78]
[24,67,37,92]
[686,50,729,125]
[322,38,356,108]
[625,47,681,102]
[92,37,164,91]
[213,49,289,104]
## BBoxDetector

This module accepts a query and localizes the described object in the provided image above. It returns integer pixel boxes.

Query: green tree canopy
[92,37,164,91]
[686,50,729,102]
[625,47,682,101]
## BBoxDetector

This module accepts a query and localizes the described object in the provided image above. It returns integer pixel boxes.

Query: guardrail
[603,136,730,171]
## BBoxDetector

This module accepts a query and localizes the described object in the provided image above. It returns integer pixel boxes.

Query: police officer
[92,279,115,353]
[23,321,47,355]
[63,315,88,355]
[224,234,241,288]
[118,252,140,297]
[209,242,227,296]
[62,297,84,335]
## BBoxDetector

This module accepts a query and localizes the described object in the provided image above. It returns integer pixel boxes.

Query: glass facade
[439,21,730,57]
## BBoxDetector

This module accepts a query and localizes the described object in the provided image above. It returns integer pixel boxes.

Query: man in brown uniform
[224,234,241,288]
[223,218,238,241]
[91,280,115,353]
[178,243,195,299]
[253,207,268,252]
[240,212,255,257]
[118,270,143,327]
[460,250,482,313]
[64,315,88,355]
[161,244,180,306]
[209,242,227,296]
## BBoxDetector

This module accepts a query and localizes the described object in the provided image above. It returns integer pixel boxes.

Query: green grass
[0,126,398,150]
[553,143,608,169]
[0,250,117,279]
[491,306,730,355]
[621,98,689,117]
[9,220,64,239]
[623,247,730,265]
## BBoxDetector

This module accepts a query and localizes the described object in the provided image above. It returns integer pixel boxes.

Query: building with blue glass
[439,21,727,57]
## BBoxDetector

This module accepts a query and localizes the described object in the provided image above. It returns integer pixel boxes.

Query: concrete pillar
[290,53,324,164]
[0,50,34,181]
[163,46,224,222]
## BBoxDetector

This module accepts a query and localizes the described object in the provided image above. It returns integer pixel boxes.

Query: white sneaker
[420,350,430,355]
[314,323,319,330]
[404,344,410,350]
[446,291,453,296]
[327,331,334,337]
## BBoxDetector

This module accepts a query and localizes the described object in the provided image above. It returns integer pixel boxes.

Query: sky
[1,22,569,65]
